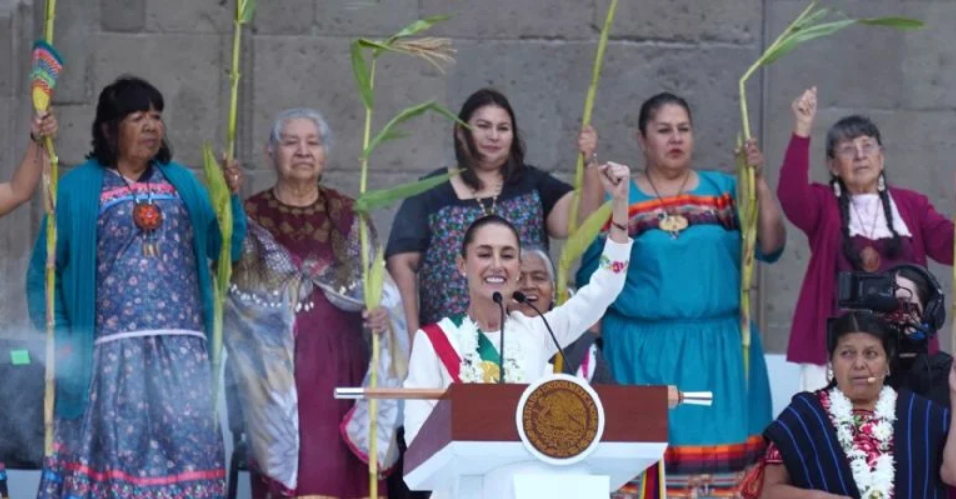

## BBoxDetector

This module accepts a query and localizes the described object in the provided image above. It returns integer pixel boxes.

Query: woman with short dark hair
[26,75,246,498]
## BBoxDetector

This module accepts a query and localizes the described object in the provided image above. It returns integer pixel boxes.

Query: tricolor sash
[421,314,502,384]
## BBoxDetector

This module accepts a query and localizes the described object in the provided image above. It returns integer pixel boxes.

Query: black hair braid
[877,172,902,258]
[834,177,863,270]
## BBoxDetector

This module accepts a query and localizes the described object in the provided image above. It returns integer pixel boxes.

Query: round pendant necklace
[851,196,881,272]
[118,168,163,257]
[470,177,503,216]
[645,169,691,238]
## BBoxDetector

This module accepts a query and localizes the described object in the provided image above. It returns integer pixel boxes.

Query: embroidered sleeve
[535,238,632,356]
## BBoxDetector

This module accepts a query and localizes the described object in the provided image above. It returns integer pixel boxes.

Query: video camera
[835,264,951,405]
[837,264,945,346]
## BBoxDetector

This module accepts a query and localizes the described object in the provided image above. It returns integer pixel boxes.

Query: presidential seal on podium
[515,374,606,466]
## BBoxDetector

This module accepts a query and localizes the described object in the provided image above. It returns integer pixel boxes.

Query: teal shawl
[25,159,247,419]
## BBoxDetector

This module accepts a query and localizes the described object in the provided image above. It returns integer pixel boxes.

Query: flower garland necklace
[826,386,896,499]
[456,314,524,383]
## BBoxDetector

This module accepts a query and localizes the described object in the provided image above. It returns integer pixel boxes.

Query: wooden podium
[403,383,670,499]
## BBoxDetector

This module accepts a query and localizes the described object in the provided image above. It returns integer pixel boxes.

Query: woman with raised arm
[403,161,632,446]
[0,112,57,217]
[778,87,954,392]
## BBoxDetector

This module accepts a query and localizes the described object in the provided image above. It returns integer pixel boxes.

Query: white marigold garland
[827,386,896,499]
[456,315,524,384]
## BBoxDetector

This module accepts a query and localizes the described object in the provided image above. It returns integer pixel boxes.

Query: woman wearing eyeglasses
[778,87,955,393]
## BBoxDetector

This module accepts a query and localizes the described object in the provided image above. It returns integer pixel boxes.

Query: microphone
[492,291,506,383]
[513,291,570,374]
[865,368,888,384]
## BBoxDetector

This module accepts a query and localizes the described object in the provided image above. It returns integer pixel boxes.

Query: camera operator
[838,264,953,406]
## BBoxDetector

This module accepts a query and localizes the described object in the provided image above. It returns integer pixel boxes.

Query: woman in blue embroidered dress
[26,76,246,499]
[576,92,787,498]
[750,311,956,499]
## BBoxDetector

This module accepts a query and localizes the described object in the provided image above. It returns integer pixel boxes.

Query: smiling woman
[402,161,633,462]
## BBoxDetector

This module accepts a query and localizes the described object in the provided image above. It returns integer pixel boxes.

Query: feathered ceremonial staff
[553,0,618,374]
[36,0,63,457]
[202,0,255,420]
[736,1,922,376]
[349,15,465,496]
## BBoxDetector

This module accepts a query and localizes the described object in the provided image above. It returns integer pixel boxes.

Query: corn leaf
[758,36,804,67]
[790,19,857,43]
[358,38,394,53]
[354,171,455,214]
[793,7,830,30]
[372,129,412,146]
[350,41,374,110]
[202,144,232,239]
[388,14,452,43]
[238,0,256,23]
[364,247,387,309]
[364,100,463,158]
[559,201,613,273]
[857,17,924,29]
[760,14,922,68]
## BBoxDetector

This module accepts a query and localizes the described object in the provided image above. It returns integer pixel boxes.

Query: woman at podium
[403,160,633,445]
[748,311,956,498]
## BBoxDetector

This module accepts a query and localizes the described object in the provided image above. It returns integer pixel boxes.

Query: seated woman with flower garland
[402,161,632,445]
[751,311,956,499]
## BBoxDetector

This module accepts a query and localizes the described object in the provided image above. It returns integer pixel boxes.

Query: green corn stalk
[207,0,254,423]
[560,0,618,307]
[736,1,922,377]
[349,15,461,496]
[41,0,58,458]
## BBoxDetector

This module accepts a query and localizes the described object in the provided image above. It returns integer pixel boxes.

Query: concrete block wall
[0,0,953,354]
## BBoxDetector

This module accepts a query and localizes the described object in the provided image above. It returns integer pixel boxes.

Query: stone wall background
[1,0,954,353]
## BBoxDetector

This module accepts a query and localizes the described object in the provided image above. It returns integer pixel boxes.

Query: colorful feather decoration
[30,40,63,114]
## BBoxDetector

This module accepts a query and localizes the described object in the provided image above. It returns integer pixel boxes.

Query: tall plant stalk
[565,0,618,239]
[359,57,378,496]
[736,1,922,376]
[350,17,461,496]
[552,0,619,374]
[41,0,59,458]
[206,0,255,422]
